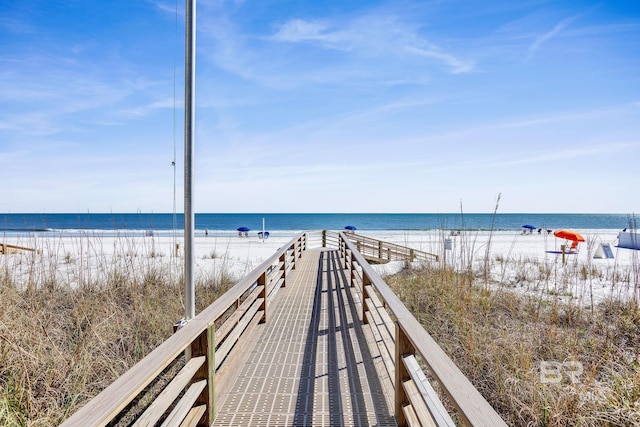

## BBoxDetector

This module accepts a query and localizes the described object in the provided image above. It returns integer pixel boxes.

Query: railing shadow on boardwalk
[292,250,395,426]
[60,230,507,427]
[325,249,395,426]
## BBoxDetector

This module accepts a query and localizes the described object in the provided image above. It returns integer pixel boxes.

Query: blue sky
[1,0,639,213]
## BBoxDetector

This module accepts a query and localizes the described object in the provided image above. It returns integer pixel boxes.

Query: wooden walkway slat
[213,248,396,427]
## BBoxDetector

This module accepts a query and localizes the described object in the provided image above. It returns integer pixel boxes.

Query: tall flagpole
[184,0,196,321]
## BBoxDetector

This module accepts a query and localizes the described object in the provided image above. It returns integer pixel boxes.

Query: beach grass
[0,236,234,426]
[387,256,640,426]
[1,230,639,426]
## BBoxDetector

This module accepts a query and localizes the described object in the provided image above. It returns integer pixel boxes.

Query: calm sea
[0,213,635,237]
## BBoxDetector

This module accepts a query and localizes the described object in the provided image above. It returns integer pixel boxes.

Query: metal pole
[184,0,196,321]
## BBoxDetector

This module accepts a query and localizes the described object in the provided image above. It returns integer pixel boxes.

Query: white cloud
[271,19,337,44]
[527,15,579,59]
[268,14,474,74]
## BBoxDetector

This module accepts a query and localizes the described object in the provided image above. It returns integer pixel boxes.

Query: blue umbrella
[345,225,357,231]
[522,224,535,230]
[237,226,250,232]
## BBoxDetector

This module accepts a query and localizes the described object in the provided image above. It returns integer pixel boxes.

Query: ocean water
[0,213,635,237]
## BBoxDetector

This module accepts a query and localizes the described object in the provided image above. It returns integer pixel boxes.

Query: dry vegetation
[0,240,234,426]
[387,261,640,426]
[2,231,639,426]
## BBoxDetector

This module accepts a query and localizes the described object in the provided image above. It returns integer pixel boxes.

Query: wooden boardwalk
[213,248,396,426]
[60,231,508,427]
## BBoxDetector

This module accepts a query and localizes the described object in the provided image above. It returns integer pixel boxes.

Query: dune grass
[2,230,639,426]
[387,257,640,426]
[0,237,234,426]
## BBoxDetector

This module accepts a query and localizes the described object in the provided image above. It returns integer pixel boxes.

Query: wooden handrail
[337,231,506,426]
[60,232,308,427]
[62,230,505,426]
[345,232,438,263]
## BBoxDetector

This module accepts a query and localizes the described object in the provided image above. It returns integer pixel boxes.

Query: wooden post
[291,243,297,270]
[561,244,566,265]
[322,230,327,248]
[279,252,287,287]
[190,325,215,426]
[395,323,414,427]
[258,271,267,323]
[349,251,355,288]
[362,273,371,324]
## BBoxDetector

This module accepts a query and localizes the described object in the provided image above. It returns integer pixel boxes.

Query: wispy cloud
[116,98,175,119]
[482,141,639,169]
[271,19,341,45]
[527,15,579,60]
[270,14,474,74]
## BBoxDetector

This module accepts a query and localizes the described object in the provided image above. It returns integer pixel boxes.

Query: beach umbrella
[344,225,357,231]
[522,224,536,230]
[237,226,250,232]
[553,229,585,242]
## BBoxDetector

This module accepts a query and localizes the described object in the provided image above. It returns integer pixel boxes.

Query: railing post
[279,252,287,287]
[362,273,371,324]
[378,240,383,261]
[349,251,355,287]
[259,271,267,323]
[395,323,413,427]
[291,243,297,270]
[322,229,327,247]
[191,325,215,425]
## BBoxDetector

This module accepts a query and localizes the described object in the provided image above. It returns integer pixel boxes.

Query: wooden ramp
[213,248,396,426]
[60,231,507,427]
[344,233,438,264]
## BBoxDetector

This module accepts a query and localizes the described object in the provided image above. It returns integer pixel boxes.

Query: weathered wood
[340,231,507,427]
[361,272,372,324]
[60,233,308,427]
[364,309,395,384]
[0,243,38,254]
[364,284,396,344]
[403,379,438,427]
[279,252,287,287]
[404,354,455,427]
[214,299,263,370]
[132,356,205,427]
[191,326,215,425]
[344,232,438,263]
[267,277,284,296]
[62,231,505,426]
[160,379,206,427]
[179,405,206,427]
[402,403,421,427]
[258,271,267,323]
[395,323,414,427]
[214,286,261,344]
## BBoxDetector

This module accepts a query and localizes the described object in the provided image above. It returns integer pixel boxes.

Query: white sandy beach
[2,229,638,305]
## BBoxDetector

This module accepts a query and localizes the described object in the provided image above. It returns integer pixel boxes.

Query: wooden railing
[336,231,507,426]
[341,232,439,264]
[0,243,38,254]
[61,230,505,427]
[60,232,308,427]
